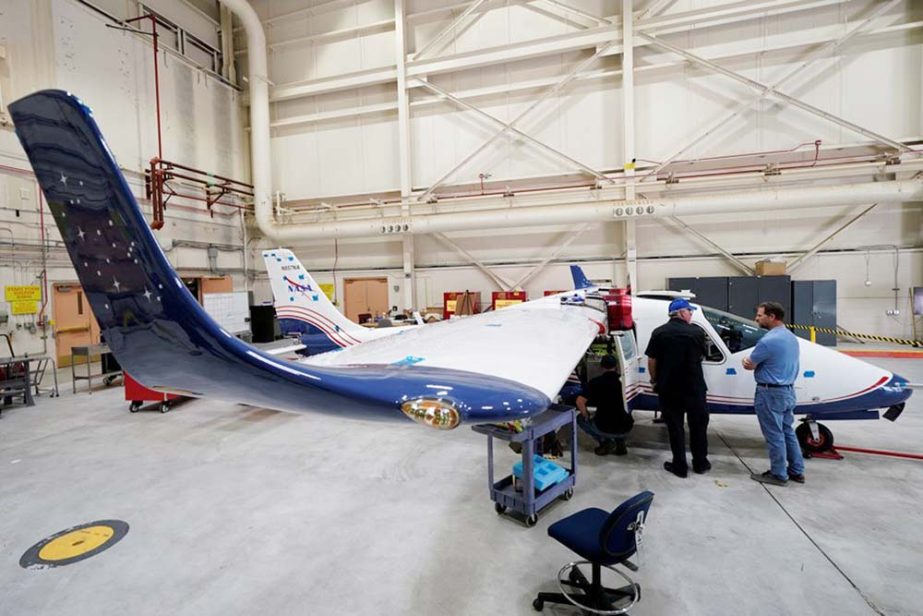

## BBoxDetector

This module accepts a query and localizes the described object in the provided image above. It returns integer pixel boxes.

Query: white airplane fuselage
[616,296,910,420]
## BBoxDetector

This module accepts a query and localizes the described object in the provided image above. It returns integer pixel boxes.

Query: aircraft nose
[886,374,912,399]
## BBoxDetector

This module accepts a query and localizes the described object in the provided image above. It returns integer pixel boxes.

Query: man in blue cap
[644,298,710,478]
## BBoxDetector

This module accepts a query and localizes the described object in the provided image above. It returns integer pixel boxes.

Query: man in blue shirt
[742,301,806,486]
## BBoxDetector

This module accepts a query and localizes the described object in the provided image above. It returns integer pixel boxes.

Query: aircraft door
[612,331,641,409]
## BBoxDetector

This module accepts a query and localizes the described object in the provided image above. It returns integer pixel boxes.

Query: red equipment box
[603,289,633,330]
[443,291,481,319]
[492,291,527,310]
[124,372,183,413]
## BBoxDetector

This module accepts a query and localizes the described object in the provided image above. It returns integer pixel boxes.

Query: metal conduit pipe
[273,180,921,241]
[222,1,922,243]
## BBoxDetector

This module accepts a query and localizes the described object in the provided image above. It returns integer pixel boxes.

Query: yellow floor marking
[38,525,114,561]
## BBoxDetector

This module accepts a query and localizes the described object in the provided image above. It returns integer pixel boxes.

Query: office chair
[533,490,654,614]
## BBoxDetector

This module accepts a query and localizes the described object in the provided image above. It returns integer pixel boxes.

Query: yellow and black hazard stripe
[786,323,923,348]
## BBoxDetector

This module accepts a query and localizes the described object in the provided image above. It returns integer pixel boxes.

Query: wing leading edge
[10,90,557,426]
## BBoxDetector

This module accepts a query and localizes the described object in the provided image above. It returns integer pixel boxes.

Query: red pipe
[835,445,923,461]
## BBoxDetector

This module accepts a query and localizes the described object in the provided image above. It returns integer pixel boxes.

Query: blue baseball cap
[668,298,697,313]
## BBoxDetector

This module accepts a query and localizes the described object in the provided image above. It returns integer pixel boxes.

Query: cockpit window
[700,306,767,353]
[693,324,725,363]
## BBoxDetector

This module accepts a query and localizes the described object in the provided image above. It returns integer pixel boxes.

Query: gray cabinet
[792,280,837,346]
[668,275,790,319]
[728,276,791,322]
[668,277,729,311]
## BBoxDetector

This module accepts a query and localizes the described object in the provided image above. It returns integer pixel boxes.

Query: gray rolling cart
[472,405,577,527]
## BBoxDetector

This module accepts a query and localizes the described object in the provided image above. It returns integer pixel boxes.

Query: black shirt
[582,370,633,434]
[645,318,708,398]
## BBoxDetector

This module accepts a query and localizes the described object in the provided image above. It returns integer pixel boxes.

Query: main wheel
[796,422,834,454]
[525,514,538,527]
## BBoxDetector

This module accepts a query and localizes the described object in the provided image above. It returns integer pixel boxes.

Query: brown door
[53,283,100,366]
[343,278,389,322]
[201,276,233,295]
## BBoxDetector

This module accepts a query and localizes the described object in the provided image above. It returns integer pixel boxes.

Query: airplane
[570,271,913,454]
[262,248,418,354]
[9,89,607,430]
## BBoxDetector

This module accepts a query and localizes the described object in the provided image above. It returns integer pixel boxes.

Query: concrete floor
[0,356,921,616]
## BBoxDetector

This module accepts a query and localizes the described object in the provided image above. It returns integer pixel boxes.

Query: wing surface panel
[9,90,554,424]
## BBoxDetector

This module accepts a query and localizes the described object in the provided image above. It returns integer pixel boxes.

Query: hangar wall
[242,0,922,339]
[0,0,250,356]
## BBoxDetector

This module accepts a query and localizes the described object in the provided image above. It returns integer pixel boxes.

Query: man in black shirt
[576,355,634,456]
[645,298,710,478]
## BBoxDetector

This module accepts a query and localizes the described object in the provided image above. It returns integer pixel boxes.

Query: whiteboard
[203,292,250,335]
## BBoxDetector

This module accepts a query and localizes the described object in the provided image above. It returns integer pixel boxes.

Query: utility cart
[125,372,183,413]
[471,405,577,527]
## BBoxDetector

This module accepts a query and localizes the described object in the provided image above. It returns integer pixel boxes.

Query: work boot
[751,471,787,486]
[693,460,712,474]
[663,461,687,478]
[787,471,805,484]
[594,441,615,456]
[614,441,628,456]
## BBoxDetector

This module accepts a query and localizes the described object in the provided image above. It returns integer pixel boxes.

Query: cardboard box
[755,260,786,276]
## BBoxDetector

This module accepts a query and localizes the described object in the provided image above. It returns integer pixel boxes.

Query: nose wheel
[796,419,835,456]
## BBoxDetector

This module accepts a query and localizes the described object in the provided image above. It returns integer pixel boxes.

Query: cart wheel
[494,503,507,515]
[525,514,538,527]
[103,375,119,386]
[532,598,544,611]
[562,487,574,501]
[129,401,142,413]
[160,402,171,413]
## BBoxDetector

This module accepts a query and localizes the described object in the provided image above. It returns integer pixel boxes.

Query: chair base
[532,561,640,615]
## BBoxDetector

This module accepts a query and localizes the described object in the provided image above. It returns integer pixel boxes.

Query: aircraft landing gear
[796,419,836,457]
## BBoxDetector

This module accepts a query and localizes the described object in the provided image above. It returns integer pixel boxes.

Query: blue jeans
[754,386,805,479]
[577,414,627,445]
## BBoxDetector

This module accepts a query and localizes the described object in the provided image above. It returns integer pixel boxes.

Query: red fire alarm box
[492,291,527,310]
[603,289,633,330]
[443,291,481,319]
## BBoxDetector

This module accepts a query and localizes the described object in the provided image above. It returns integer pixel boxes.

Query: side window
[694,324,725,363]
[617,333,637,360]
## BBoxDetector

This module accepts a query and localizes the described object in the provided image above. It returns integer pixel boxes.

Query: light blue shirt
[749,326,800,385]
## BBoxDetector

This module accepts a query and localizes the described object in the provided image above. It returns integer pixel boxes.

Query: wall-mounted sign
[11,301,37,315]
[5,285,41,302]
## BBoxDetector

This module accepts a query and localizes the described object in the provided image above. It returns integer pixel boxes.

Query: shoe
[751,471,787,486]
[693,460,712,474]
[788,472,805,484]
[594,442,614,456]
[663,461,687,478]
[614,441,628,456]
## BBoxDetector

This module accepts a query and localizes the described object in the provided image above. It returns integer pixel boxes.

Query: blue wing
[10,90,549,426]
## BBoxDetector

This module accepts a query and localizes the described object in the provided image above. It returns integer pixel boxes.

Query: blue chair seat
[548,507,612,563]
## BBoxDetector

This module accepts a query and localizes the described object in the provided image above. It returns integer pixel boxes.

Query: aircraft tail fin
[570,265,595,290]
[261,249,370,352]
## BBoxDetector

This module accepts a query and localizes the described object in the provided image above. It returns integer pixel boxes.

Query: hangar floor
[1,356,921,616]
